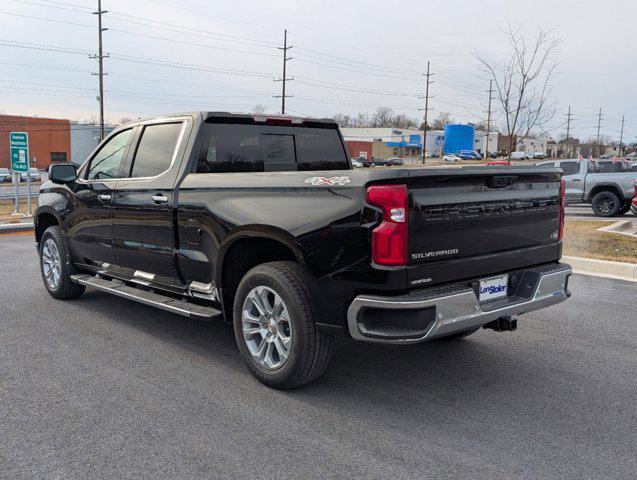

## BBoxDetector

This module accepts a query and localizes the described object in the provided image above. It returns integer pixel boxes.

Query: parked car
[510,152,526,160]
[532,152,547,159]
[362,157,389,167]
[351,158,363,168]
[443,154,462,162]
[0,168,11,183]
[385,157,404,166]
[458,150,482,160]
[20,168,42,182]
[537,159,636,216]
[35,112,571,389]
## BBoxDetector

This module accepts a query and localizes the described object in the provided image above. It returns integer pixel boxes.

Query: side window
[560,161,580,176]
[129,123,183,178]
[196,124,262,173]
[86,128,133,180]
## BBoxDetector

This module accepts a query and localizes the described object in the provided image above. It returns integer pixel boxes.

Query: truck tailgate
[406,167,563,287]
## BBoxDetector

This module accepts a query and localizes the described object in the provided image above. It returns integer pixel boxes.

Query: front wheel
[39,226,85,300]
[591,191,621,217]
[233,261,333,390]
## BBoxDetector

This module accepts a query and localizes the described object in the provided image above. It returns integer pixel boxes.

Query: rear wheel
[591,191,621,217]
[39,226,85,299]
[233,261,333,389]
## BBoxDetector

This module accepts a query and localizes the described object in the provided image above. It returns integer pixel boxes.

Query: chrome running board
[71,274,222,320]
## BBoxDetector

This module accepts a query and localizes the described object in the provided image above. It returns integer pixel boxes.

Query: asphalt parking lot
[1,234,635,479]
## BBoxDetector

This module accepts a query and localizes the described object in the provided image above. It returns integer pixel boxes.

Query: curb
[563,255,637,282]
[0,222,34,233]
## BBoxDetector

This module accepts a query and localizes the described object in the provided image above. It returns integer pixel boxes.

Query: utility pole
[419,61,433,164]
[618,114,625,157]
[90,0,108,140]
[484,79,494,159]
[564,106,572,159]
[595,107,603,157]
[273,29,293,115]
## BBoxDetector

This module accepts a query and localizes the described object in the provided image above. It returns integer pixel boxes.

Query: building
[341,127,423,159]
[498,134,517,155]
[0,114,71,170]
[474,131,499,155]
[70,123,116,165]
[517,137,548,155]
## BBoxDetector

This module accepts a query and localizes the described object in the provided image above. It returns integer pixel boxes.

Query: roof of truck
[121,112,337,126]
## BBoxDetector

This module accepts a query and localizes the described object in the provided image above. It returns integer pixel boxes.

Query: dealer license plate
[479,274,509,303]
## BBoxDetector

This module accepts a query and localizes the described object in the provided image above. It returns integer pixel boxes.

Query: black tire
[39,225,85,300]
[591,191,621,217]
[439,327,480,341]
[233,261,333,390]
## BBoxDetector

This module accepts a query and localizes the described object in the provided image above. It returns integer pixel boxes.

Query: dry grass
[0,198,38,221]
[563,220,637,263]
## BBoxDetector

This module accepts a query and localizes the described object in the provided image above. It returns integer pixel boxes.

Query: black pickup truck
[35,112,571,389]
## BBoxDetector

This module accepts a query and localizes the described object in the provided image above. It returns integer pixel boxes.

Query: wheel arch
[35,208,62,244]
[216,228,307,323]
[587,183,623,202]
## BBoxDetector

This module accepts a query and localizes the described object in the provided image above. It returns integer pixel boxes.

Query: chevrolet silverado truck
[35,112,571,389]
[537,159,636,216]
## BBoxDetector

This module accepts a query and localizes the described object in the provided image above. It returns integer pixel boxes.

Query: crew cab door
[111,120,189,284]
[558,160,586,203]
[68,127,135,265]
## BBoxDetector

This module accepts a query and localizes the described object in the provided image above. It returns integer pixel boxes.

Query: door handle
[151,194,168,204]
[97,194,111,202]
[572,179,581,182]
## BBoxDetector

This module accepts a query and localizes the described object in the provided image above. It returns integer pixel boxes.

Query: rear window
[195,124,348,173]
[130,123,183,178]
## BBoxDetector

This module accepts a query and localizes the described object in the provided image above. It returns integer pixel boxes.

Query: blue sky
[0,0,634,143]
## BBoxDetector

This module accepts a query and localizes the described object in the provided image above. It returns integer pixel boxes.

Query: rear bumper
[347,263,571,344]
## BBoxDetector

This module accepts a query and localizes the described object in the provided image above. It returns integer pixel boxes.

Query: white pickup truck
[538,159,636,216]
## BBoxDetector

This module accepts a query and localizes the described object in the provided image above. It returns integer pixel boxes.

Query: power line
[273,29,293,115]
[619,114,626,156]
[484,79,494,159]
[90,0,107,141]
[564,106,573,159]
[419,61,433,163]
[595,107,603,155]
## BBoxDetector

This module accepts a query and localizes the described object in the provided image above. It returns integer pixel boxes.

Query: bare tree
[333,113,354,127]
[476,26,560,158]
[431,112,455,130]
[119,116,133,125]
[252,104,267,115]
[371,107,395,127]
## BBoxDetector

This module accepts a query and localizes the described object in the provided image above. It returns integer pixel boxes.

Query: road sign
[10,132,29,173]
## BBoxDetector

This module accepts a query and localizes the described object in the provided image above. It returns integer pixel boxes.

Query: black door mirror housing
[49,163,78,184]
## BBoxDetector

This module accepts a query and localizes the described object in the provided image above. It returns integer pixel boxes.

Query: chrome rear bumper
[347,263,572,344]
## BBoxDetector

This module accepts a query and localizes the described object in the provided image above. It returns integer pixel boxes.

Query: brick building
[0,115,71,170]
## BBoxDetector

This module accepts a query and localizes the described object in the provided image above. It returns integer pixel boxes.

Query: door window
[129,123,183,178]
[86,128,133,180]
[559,161,580,176]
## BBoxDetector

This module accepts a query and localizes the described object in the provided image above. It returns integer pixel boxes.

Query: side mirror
[49,163,78,184]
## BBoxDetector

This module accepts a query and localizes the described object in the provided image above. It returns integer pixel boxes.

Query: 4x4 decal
[304,176,351,186]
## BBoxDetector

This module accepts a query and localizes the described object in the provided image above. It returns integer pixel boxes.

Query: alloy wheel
[42,238,61,289]
[241,286,292,370]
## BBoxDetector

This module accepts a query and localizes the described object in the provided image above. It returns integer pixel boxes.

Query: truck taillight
[366,184,408,266]
[558,178,566,240]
